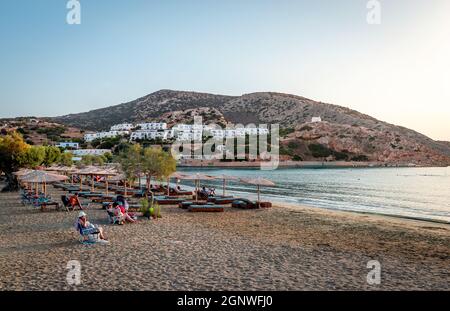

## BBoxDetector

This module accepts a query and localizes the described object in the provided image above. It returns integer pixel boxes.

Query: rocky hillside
[0,117,84,146]
[279,121,450,166]
[52,89,450,166]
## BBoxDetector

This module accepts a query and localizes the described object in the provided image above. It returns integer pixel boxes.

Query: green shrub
[292,155,303,161]
[308,144,332,158]
[351,155,369,162]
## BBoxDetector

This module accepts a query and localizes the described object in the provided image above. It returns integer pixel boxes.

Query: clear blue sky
[1,0,449,140]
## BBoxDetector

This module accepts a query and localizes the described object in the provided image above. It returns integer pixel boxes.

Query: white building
[176,130,203,141]
[130,129,174,141]
[72,149,111,156]
[311,117,322,123]
[84,131,129,142]
[137,123,167,130]
[56,142,79,149]
[110,123,134,131]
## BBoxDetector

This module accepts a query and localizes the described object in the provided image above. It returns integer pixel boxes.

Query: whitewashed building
[84,131,129,142]
[311,117,322,123]
[56,142,79,149]
[130,129,175,141]
[110,123,134,131]
[137,123,167,130]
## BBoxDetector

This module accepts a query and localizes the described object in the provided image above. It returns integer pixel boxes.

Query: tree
[43,146,62,166]
[116,144,143,196]
[59,152,74,166]
[19,146,46,168]
[0,132,31,191]
[141,147,176,207]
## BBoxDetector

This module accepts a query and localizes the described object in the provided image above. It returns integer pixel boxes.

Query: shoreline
[178,160,449,169]
[276,202,450,228]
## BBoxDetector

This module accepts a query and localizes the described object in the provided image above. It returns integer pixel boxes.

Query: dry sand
[0,184,449,291]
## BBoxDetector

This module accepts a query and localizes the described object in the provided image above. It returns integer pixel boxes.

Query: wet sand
[0,184,449,290]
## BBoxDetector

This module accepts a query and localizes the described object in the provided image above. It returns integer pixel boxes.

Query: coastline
[0,184,448,290]
[178,160,447,169]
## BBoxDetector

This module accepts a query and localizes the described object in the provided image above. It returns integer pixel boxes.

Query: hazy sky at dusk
[0,0,449,140]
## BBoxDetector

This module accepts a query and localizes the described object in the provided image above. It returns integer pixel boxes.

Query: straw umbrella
[166,172,189,196]
[20,171,68,196]
[239,177,275,208]
[76,166,113,192]
[14,169,35,190]
[209,174,238,196]
[178,173,216,201]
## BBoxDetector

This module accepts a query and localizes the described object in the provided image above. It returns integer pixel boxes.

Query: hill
[51,89,450,166]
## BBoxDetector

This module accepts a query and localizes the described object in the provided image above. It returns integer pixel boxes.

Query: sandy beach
[0,183,449,291]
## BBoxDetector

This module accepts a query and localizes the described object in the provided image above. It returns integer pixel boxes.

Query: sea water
[177,167,450,223]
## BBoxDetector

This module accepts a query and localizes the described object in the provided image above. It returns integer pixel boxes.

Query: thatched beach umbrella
[239,177,275,208]
[76,166,115,192]
[13,169,35,177]
[14,169,35,190]
[178,173,216,201]
[20,170,68,196]
[165,172,189,196]
[209,174,238,196]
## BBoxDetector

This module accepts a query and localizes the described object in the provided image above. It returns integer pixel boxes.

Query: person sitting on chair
[77,211,108,242]
[69,193,83,210]
[209,187,216,196]
[112,202,136,224]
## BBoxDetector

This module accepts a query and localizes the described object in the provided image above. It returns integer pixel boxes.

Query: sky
[0,0,449,140]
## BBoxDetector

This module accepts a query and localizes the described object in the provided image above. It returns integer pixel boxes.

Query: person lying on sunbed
[77,211,108,241]
[112,202,136,223]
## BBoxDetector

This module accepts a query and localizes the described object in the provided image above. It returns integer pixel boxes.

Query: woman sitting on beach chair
[76,211,108,243]
[109,202,136,224]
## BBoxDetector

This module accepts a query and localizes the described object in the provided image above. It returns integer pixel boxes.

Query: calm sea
[177,167,450,223]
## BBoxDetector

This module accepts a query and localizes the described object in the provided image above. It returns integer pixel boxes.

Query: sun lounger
[232,199,272,209]
[208,197,236,204]
[155,197,186,205]
[188,205,225,213]
[178,201,209,209]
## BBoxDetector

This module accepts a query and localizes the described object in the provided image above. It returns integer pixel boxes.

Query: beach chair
[76,222,100,244]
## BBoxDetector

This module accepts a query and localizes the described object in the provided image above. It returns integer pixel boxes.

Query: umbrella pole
[80,175,83,191]
[223,179,226,196]
[106,179,109,195]
[195,180,198,202]
[257,185,260,208]
[167,177,170,196]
